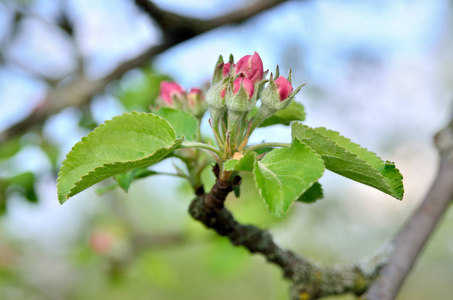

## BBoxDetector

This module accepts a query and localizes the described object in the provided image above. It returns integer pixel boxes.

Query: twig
[364,121,453,300]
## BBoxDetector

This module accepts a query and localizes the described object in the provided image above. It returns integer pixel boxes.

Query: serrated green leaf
[223,152,256,172]
[57,112,182,203]
[253,139,325,217]
[153,107,198,140]
[297,182,323,203]
[291,123,404,199]
[259,101,306,127]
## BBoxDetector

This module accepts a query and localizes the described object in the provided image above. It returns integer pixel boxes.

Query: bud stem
[227,109,246,152]
[250,105,277,134]
[244,142,291,154]
[209,118,224,149]
[182,141,223,158]
[237,120,252,151]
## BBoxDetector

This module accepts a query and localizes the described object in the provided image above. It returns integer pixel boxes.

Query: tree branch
[364,121,453,300]
[0,0,288,144]
[188,166,383,300]
[134,0,288,43]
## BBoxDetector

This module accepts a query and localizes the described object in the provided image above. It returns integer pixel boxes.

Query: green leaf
[233,185,240,198]
[252,147,274,156]
[96,168,159,195]
[291,123,404,199]
[259,101,305,127]
[41,139,60,168]
[8,172,38,203]
[115,170,138,192]
[297,182,323,203]
[153,107,198,140]
[57,112,182,203]
[0,137,22,161]
[115,168,158,192]
[118,68,172,111]
[0,172,38,213]
[201,163,216,193]
[134,168,159,179]
[253,139,325,217]
[78,108,98,130]
[96,182,118,196]
[223,152,256,172]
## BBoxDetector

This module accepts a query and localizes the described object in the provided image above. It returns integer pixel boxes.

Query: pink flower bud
[274,76,293,101]
[235,52,264,84]
[233,77,254,100]
[90,230,113,254]
[222,63,234,77]
[159,81,184,105]
[187,88,203,107]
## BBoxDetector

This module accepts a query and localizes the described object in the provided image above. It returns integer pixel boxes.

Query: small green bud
[251,72,304,130]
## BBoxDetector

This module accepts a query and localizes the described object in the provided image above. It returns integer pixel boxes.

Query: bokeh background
[1,0,453,299]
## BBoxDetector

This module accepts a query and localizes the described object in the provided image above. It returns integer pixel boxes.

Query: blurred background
[0,0,453,299]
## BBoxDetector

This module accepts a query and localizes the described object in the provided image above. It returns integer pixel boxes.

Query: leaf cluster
[57,100,403,217]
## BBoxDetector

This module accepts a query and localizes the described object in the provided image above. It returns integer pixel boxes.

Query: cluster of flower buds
[157,81,207,119]
[206,52,303,155]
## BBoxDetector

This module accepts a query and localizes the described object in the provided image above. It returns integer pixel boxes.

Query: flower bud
[225,77,256,116]
[187,88,207,118]
[90,230,113,255]
[187,88,202,106]
[223,63,235,77]
[159,81,185,107]
[250,71,304,131]
[235,52,264,84]
[224,77,257,148]
[260,72,302,111]
[233,77,254,100]
[274,76,293,101]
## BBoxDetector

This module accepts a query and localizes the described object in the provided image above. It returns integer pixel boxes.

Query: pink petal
[233,77,254,99]
[274,76,293,101]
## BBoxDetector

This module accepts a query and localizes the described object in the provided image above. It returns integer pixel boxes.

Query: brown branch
[364,121,453,300]
[134,0,288,42]
[0,0,289,145]
[188,167,379,300]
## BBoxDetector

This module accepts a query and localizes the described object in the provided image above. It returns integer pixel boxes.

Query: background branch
[364,121,453,300]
